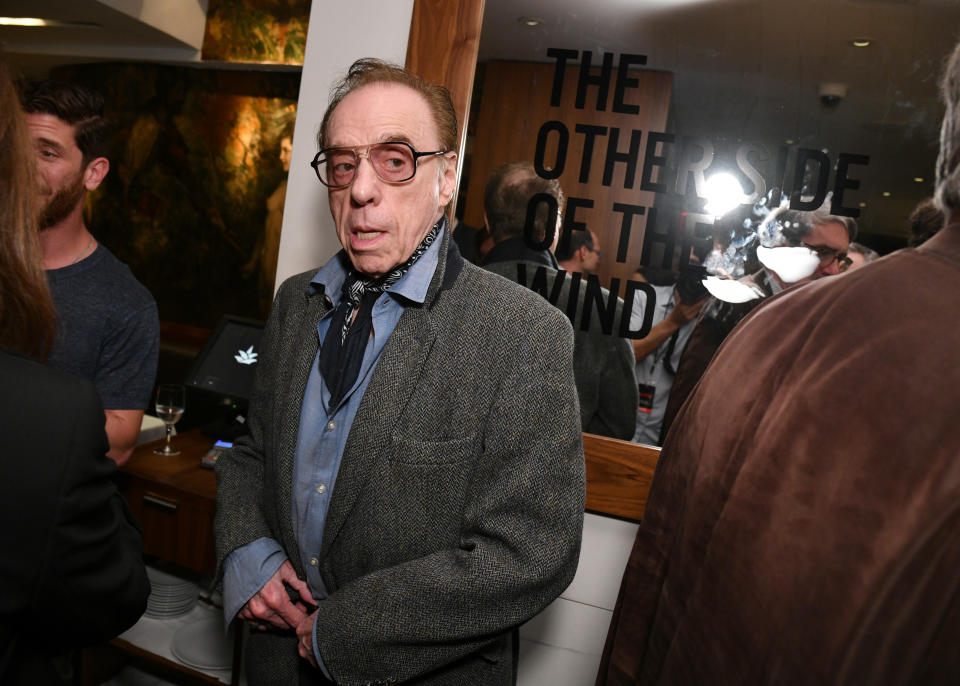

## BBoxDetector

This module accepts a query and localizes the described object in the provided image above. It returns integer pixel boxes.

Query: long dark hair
[0,56,57,358]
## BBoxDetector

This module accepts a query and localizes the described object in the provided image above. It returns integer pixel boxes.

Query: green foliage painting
[54,62,301,327]
[203,0,310,64]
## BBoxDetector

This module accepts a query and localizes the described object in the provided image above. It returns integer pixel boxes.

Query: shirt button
[326,420,335,431]
[316,483,327,494]
[310,557,319,567]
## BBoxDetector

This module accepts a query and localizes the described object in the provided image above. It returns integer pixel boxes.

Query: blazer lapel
[320,230,457,559]
[320,301,438,559]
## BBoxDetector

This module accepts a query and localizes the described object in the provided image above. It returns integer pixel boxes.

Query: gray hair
[936,39,960,216]
[848,242,879,263]
[767,195,858,246]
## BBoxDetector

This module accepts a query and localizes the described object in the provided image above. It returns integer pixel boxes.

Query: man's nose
[822,259,841,276]
[349,155,379,203]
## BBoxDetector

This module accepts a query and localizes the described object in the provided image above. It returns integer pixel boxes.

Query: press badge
[638,383,656,414]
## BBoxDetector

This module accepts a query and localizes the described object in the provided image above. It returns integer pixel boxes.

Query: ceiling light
[858,202,867,208]
[785,138,795,145]
[0,17,101,28]
[913,176,925,183]
[849,38,872,48]
[881,191,891,197]
[518,16,542,28]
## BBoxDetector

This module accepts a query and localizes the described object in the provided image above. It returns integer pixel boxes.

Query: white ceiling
[4,0,960,239]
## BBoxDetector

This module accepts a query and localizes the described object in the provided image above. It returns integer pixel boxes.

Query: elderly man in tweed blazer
[214,59,585,686]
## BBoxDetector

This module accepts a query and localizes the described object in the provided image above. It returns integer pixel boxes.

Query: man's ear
[438,152,458,208]
[83,157,110,191]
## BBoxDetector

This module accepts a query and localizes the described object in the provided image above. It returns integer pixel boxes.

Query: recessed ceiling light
[858,202,867,208]
[913,176,925,183]
[849,38,872,48]
[881,191,891,197]
[518,16,543,28]
[785,138,795,145]
[0,17,100,28]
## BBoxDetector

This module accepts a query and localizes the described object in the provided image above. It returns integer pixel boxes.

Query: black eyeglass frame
[310,141,447,188]
[802,240,852,270]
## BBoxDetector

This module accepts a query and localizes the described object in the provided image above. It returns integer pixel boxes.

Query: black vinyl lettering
[522,193,560,251]
[566,271,582,322]
[832,153,870,217]
[582,274,619,335]
[547,48,579,107]
[524,265,567,306]
[735,143,768,203]
[576,50,614,111]
[789,148,830,210]
[612,203,646,264]
[557,197,594,257]
[641,207,677,270]
[574,124,608,183]
[613,53,647,114]
[675,137,714,199]
[621,279,656,339]
[534,121,569,180]
[602,128,643,188]
[640,131,675,193]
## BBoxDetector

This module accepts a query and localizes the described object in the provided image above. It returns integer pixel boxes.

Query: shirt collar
[309,225,445,307]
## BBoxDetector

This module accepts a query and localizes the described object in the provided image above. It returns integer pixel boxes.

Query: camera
[675,263,708,304]
[818,82,848,107]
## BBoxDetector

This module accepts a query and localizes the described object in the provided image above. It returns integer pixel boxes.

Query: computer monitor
[185,315,265,403]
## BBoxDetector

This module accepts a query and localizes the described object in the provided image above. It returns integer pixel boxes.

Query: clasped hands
[238,560,320,667]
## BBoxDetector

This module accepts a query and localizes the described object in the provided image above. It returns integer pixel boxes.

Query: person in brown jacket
[596,39,960,686]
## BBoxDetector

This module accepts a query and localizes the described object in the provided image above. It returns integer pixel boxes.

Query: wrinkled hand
[669,292,707,326]
[237,560,315,631]
[296,609,320,667]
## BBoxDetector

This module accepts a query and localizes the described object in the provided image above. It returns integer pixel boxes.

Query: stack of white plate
[170,608,234,672]
[144,565,199,619]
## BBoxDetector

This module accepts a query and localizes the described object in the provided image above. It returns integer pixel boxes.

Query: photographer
[628,264,706,445]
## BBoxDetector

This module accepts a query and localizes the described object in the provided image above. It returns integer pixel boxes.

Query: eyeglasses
[310,141,446,189]
[802,241,852,271]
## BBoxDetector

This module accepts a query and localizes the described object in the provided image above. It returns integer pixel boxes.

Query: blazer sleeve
[313,304,586,685]
[29,377,150,649]
[213,276,293,575]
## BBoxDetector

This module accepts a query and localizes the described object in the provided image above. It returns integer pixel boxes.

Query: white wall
[273,0,416,290]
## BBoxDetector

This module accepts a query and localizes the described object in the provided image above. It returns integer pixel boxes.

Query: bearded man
[20,79,159,465]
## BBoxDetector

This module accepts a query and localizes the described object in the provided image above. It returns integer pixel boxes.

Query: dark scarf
[317,217,443,408]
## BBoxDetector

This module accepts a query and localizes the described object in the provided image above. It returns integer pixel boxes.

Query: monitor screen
[185,316,265,400]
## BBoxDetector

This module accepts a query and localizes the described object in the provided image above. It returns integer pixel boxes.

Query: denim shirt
[221,228,444,672]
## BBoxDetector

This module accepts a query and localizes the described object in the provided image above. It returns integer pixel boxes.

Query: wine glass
[154,384,185,456]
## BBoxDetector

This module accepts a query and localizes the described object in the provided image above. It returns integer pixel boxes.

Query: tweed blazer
[215,232,586,686]
[482,258,638,440]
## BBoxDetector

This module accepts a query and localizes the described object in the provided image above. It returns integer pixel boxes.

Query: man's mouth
[355,230,380,241]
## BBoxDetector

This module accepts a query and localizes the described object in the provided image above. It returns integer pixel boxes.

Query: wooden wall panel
[584,433,660,522]
[463,61,673,290]
[405,0,485,214]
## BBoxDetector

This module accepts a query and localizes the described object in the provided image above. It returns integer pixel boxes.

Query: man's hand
[296,609,320,668]
[237,560,316,631]
[667,291,707,327]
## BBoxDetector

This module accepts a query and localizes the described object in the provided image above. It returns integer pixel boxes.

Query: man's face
[582,231,601,274]
[279,137,293,173]
[324,83,456,278]
[804,221,851,278]
[26,113,89,230]
[846,250,868,271]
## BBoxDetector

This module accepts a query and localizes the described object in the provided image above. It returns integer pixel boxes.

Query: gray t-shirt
[46,243,159,410]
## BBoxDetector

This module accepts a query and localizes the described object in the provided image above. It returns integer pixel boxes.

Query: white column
[274,0,416,290]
